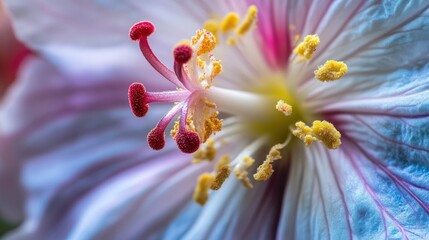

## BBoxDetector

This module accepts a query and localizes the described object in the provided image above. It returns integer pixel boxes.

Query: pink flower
[1,0,429,239]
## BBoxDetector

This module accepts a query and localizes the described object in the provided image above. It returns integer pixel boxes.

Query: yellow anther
[276,100,293,116]
[193,173,215,205]
[292,121,316,146]
[209,58,223,80]
[202,111,222,143]
[314,60,348,82]
[234,156,255,189]
[221,12,240,32]
[236,5,258,36]
[294,34,320,60]
[203,20,219,39]
[197,57,205,69]
[210,155,231,190]
[192,29,217,56]
[170,120,180,138]
[254,142,286,181]
[227,37,237,46]
[292,120,342,149]
[312,120,341,149]
[192,138,217,163]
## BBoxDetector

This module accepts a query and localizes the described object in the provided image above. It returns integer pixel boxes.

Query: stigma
[128,21,224,153]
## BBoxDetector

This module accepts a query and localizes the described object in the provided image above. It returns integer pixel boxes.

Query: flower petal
[299,1,429,105]
[278,137,429,239]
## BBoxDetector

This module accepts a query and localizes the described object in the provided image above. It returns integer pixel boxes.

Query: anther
[128,82,149,117]
[294,34,320,60]
[254,141,287,181]
[192,29,217,56]
[234,156,255,189]
[276,100,293,116]
[292,120,341,149]
[292,121,316,146]
[236,5,258,36]
[173,45,193,64]
[311,120,341,149]
[210,155,231,190]
[193,173,215,206]
[315,60,348,82]
[221,13,240,32]
[129,21,155,40]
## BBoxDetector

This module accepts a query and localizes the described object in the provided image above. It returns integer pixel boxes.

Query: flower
[1,0,429,239]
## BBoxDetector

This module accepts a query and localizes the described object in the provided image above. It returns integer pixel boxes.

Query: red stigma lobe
[129,21,155,40]
[176,130,201,153]
[174,45,193,64]
[147,128,165,150]
[128,82,149,117]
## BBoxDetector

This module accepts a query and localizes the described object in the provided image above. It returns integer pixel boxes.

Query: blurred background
[0,0,29,99]
[0,0,28,236]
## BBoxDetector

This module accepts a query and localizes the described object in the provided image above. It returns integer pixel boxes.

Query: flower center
[128,6,347,205]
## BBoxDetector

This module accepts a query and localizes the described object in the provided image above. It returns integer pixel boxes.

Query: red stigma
[147,128,165,150]
[128,82,149,117]
[174,45,193,64]
[129,21,155,40]
[176,130,201,153]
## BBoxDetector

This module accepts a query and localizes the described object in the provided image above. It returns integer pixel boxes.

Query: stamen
[276,100,293,116]
[236,5,258,36]
[254,137,289,181]
[210,155,231,190]
[203,20,219,40]
[314,60,348,82]
[234,156,255,189]
[192,138,217,163]
[193,173,215,205]
[192,29,217,56]
[292,121,316,146]
[294,34,320,60]
[311,120,341,149]
[292,120,342,149]
[221,13,240,32]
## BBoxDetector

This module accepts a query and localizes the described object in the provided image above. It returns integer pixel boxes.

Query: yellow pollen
[221,12,240,32]
[292,121,317,147]
[314,60,348,82]
[192,29,217,56]
[254,142,286,181]
[203,20,219,40]
[210,155,231,190]
[234,156,255,189]
[292,120,342,149]
[202,111,222,143]
[209,58,223,80]
[236,5,258,36]
[196,57,205,69]
[312,120,342,149]
[294,34,320,60]
[276,100,293,116]
[192,138,217,163]
[193,173,215,206]
[227,37,237,46]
